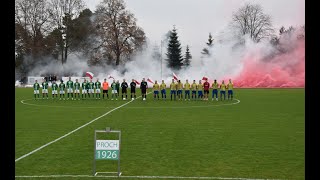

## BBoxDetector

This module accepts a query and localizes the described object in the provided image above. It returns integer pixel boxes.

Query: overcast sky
[83,0,305,57]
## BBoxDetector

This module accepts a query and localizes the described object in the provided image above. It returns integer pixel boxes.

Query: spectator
[49,74,52,82]
[44,76,48,82]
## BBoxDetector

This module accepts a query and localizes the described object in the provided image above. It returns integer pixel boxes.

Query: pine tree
[201,33,214,57]
[184,45,192,67]
[166,26,184,70]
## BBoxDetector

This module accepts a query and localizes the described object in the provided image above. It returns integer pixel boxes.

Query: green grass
[15,88,304,180]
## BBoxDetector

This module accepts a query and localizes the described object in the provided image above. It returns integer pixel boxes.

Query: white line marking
[20,99,115,109]
[14,174,284,180]
[20,99,240,109]
[15,92,150,162]
[126,99,240,109]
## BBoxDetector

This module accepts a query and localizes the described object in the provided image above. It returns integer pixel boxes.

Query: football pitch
[15,88,304,180]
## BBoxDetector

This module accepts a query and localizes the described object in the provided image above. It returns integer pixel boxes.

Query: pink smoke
[232,39,305,88]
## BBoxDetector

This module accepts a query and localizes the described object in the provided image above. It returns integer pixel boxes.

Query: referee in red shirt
[203,79,210,101]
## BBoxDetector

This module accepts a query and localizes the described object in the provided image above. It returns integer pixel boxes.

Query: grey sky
[84,0,305,57]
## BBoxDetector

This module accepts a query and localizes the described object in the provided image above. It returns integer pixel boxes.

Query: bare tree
[15,0,52,57]
[94,0,146,66]
[231,3,274,42]
[48,0,85,64]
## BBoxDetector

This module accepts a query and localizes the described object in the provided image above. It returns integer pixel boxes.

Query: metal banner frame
[93,127,121,177]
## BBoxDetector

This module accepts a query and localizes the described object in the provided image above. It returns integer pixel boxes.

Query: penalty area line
[15,92,150,163]
[14,174,285,180]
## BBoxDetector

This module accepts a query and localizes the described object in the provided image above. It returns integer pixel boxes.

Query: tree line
[15,0,146,78]
[15,1,304,78]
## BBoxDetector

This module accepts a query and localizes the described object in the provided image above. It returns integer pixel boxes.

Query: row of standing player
[32,77,147,100]
[152,79,233,101]
[32,77,233,101]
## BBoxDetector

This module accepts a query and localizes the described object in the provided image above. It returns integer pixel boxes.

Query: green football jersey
[88,82,95,89]
[33,83,40,90]
[111,82,117,90]
[74,82,81,90]
[66,80,73,88]
[82,82,87,89]
[52,83,58,90]
[42,82,48,89]
[59,83,65,90]
[95,81,101,89]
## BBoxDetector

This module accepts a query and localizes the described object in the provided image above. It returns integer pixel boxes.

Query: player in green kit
[116,80,120,96]
[41,79,49,99]
[211,79,219,101]
[51,81,58,99]
[74,79,81,100]
[95,78,101,99]
[227,79,234,100]
[59,80,66,100]
[160,80,166,100]
[153,80,160,100]
[191,80,197,100]
[33,80,40,99]
[66,77,74,100]
[184,79,191,101]
[111,80,118,100]
[88,79,95,99]
[81,79,88,99]
[220,80,226,100]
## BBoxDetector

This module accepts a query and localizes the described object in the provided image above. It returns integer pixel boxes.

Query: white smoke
[23,31,253,84]
[25,24,303,86]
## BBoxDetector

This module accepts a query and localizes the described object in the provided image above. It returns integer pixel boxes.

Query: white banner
[27,77,44,85]
[96,140,120,150]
